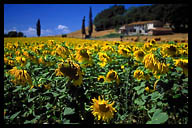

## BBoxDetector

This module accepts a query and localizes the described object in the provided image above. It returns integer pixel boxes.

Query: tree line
[94,4,188,32]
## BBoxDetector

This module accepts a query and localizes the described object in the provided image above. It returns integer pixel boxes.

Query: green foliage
[94,4,188,33]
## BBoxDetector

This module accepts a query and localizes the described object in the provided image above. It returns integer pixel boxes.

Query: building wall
[147,23,154,30]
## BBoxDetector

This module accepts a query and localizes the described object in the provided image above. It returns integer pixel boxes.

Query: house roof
[126,20,161,26]
[119,25,126,29]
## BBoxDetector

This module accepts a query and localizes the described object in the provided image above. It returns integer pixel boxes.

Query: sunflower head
[134,70,144,81]
[175,59,188,76]
[8,67,32,86]
[134,50,145,62]
[106,70,120,85]
[90,96,117,123]
[98,75,105,82]
[55,59,83,86]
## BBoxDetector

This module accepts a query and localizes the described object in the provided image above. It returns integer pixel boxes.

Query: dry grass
[63,26,188,43]
[67,25,116,38]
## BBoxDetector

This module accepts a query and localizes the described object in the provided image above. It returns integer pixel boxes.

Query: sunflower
[143,43,153,51]
[134,70,145,81]
[55,59,83,86]
[90,96,117,123]
[174,59,188,76]
[162,44,178,57]
[133,50,145,62]
[98,75,105,82]
[105,70,120,85]
[56,45,70,58]
[75,48,93,67]
[15,56,27,67]
[98,52,111,68]
[143,53,169,75]
[118,47,131,57]
[8,67,32,86]
[101,45,114,53]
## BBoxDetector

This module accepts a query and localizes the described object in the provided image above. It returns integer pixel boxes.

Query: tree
[17,32,24,37]
[36,19,41,37]
[88,7,93,38]
[81,16,86,38]
[8,31,17,37]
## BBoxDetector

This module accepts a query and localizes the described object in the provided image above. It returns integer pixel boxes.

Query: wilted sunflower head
[90,96,117,123]
[15,56,27,66]
[56,45,70,58]
[134,50,145,62]
[8,67,32,86]
[134,70,144,80]
[162,44,177,57]
[118,47,131,57]
[55,59,83,86]
[106,70,120,85]
[98,52,110,62]
[175,59,188,76]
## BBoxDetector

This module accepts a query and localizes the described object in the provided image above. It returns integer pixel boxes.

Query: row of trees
[4,31,26,37]
[94,4,188,32]
[81,7,93,38]
[4,19,41,37]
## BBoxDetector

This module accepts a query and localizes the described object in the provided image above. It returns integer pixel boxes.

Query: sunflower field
[4,37,188,124]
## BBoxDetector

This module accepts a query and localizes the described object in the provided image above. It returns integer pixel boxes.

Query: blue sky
[4,4,151,37]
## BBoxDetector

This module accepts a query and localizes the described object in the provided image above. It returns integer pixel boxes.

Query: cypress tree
[81,16,86,38]
[88,7,93,38]
[36,19,41,37]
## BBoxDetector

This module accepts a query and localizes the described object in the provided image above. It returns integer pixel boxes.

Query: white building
[119,20,172,35]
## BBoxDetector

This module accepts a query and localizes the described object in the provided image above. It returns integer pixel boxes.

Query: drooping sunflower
[15,56,27,67]
[133,49,145,62]
[174,59,188,76]
[143,43,153,51]
[98,52,111,68]
[105,70,120,85]
[56,44,70,59]
[90,96,117,123]
[143,53,169,75]
[75,48,93,67]
[162,44,178,57]
[8,67,32,86]
[55,59,83,86]
[118,47,131,57]
[134,70,145,81]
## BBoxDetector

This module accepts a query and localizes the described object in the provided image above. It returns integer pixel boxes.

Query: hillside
[66,25,116,38]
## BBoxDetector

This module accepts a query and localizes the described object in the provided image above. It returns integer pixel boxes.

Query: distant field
[96,33,188,42]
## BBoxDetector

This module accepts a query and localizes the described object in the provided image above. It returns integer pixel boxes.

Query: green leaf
[173,94,181,99]
[147,111,168,124]
[52,92,59,97]
[24,120,32,124]
[28,97,36,102]
[12,86,22,92]
[64,107,75,116]
[10,111,21,120]
[150,92,160,100]
[63,118,70,124]
[182,89,188,94]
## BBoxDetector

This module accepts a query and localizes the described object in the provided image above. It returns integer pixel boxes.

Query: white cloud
[22,27,36,36]
[57,25,71,33]
[22,27,53,37]
[57,25,68,30]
